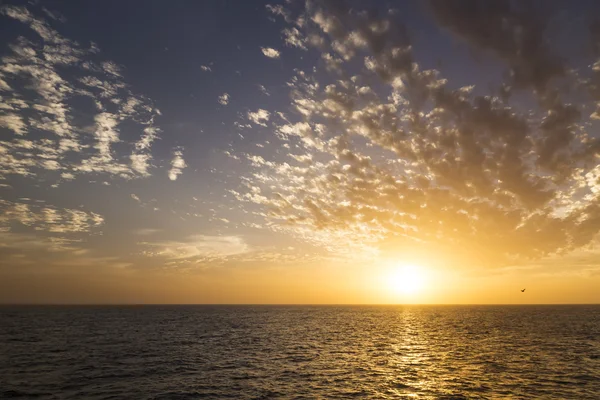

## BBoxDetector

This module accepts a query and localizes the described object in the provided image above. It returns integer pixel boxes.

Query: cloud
[168,149,186,181]
[0,114,26,135]
[266,4,292,23]
[428,0,565,95]
[0,200,103,234]
[0,5,163,183]
[231,0,600,269]
[247,109,271,126]
[130,153,152,176]
[41,7,66,23]
[261,47,281,59]
[134,228,160,236]
[0,5,65,43]
[257,84,270,96]
[283,28,307,50]
[50,255,131,269]
[93,113,119,158]
[218,92,230,105]
[101,61,123,78]
[141,234,250,262]
[0,231,82,253]
[136,126,159,150]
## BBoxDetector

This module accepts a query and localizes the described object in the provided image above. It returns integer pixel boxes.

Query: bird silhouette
[521,288,526,292]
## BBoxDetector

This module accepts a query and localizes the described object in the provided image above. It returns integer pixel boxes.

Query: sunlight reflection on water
[1,305,599,399]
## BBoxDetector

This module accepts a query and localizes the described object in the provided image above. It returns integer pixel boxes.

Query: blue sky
[2,0,600,303]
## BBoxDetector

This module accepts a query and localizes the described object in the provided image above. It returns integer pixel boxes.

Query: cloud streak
[140,235,250,267]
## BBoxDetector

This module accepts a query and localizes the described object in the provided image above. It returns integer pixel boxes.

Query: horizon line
[1,303,599,306]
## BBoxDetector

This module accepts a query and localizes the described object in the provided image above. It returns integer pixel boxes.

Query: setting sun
[387,265,427,296]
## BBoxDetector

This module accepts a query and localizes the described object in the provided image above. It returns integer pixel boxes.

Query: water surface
[1,305,599,399]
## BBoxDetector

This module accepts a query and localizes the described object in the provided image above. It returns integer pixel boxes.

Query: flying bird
[521,288,526,292]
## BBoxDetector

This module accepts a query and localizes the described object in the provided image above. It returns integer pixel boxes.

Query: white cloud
[283,28,307,50]
[0,231,81,252]
[42,7,66,22]
[0,199,103,234]
[168,149,186,181]
[101,61,122,77]
[218,92,230,105]
[0,5,163,183]
[141,234,250,261]
[1,5,66,44]
[93,113,119,158]
[0,75,12,91]
[136,126,159,151]
[257,84,270,96]
[261,47,281,59]
[247,109,271,126]
[131,126,160,175]
[266,4,292,23]
[0,113,26,135]
[232,1,600,269]
[130,153,151,175]
[134,228,160,236]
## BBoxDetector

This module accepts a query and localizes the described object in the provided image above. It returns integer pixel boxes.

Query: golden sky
[1,1,600,304]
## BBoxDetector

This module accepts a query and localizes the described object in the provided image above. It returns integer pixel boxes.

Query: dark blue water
[1,305,599,399]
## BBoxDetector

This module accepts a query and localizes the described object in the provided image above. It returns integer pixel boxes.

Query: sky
[1,0,600,304]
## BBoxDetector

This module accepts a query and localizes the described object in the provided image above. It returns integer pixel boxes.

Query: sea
[0,305,599,399]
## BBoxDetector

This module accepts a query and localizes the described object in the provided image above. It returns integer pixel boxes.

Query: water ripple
[1,305,599,399]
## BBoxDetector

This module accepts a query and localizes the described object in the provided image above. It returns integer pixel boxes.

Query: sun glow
[387,264,426,296]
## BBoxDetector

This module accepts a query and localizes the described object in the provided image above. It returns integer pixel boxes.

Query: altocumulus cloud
[0,5,174,267]
[0,199,103,257]
[232,0,600,269]
[0,199,103,234]
[0,5,166,183]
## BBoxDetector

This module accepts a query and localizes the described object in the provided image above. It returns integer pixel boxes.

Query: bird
[521,288,526,292]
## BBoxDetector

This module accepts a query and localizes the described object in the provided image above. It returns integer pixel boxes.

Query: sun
[387,264,426,296]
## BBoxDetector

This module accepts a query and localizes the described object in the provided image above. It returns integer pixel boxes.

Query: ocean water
[0,305,599,399]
